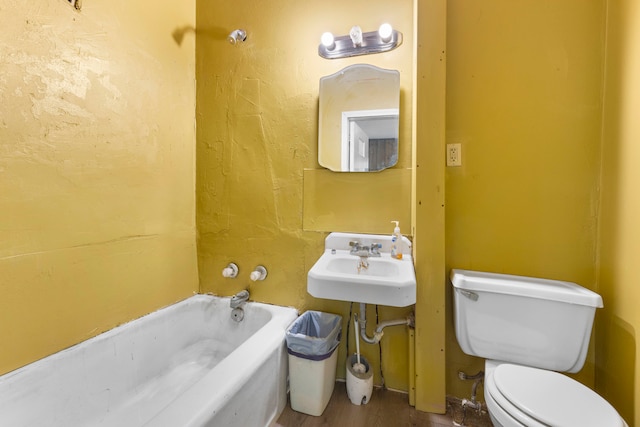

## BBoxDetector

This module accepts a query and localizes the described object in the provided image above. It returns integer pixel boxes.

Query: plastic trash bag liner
[286,311,342,360]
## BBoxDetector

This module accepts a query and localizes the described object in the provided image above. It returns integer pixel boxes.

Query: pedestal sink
[307,232,416,307]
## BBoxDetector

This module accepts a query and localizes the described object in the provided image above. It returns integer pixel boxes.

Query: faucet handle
[349,241,360,247]
[222,262,239,278]
[250,265,268,281]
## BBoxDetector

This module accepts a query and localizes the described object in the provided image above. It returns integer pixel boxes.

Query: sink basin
[307,232,416,307]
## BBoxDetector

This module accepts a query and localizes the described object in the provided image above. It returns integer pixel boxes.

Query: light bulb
[321,32,335,50]
[379,23,393,42]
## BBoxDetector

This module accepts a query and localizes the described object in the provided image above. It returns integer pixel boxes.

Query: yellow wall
[413,0,447,412]
[196,0,420,392]
[597,0,640,424]
[445,0,606,399]
[7,0,636,421]
[0,0,198,374]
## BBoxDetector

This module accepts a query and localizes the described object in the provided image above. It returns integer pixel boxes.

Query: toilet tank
[451,269,603,373]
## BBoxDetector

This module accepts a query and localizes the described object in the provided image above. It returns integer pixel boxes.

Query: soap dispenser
[390,221,403,260]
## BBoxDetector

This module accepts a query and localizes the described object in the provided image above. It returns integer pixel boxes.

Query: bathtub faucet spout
[230,290,250,308]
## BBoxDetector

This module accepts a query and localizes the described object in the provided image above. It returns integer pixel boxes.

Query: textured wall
[0,0,198,374]
[413,0,447,412]
[445,0,606,399]
[196,0,416,391]
[598,0,640,424]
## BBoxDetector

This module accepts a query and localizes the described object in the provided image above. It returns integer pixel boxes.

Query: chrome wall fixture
[318,23,402,59]
[221,262,239,278]
[227,29,247,45]
[65,0,81,10]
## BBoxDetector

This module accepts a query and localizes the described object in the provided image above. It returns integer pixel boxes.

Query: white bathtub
[0,295,298,427]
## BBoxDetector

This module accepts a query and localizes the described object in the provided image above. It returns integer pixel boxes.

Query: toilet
[451,269,628,427]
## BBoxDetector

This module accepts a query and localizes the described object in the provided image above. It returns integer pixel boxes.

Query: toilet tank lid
[450,269,603,308]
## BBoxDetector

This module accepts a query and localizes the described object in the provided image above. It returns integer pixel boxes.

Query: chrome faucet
[369,243,382,257]
[230,290,250,308]
[349,241,382,257]
[349,241,383,273]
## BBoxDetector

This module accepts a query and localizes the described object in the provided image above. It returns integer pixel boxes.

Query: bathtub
[0,295,298,427]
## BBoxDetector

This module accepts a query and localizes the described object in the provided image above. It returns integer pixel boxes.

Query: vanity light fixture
[318,23,402,59]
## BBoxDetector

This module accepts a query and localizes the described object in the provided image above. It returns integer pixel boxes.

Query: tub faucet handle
[222,262,239,278]
[250,265,268,281]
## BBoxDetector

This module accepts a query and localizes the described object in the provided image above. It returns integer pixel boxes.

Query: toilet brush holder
[346,354,374,405]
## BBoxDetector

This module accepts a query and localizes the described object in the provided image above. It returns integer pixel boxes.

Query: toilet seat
[485,364,546,427]
[490,364,625,427]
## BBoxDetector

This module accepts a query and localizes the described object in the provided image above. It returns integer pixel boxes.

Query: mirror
[318,64,400,172]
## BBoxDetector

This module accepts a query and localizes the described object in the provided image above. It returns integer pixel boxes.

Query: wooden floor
[276,382,489,427]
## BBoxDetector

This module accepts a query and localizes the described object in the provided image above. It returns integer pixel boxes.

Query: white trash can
[285,311,342,416]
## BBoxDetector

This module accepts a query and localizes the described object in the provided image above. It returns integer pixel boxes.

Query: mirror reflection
[318,64,400,172]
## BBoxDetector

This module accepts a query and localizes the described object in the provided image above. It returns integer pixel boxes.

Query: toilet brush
[353,314,366,374]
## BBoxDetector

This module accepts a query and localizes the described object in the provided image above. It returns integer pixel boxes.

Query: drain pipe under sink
[358,303,414,344]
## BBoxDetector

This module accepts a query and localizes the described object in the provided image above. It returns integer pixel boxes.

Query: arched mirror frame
[318,64,400,172]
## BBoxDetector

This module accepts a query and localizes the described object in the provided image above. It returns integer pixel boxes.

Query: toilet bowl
[451,269,627,427]
[483,360,627,427]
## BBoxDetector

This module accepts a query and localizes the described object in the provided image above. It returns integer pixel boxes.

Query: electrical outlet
[446,143,462,167]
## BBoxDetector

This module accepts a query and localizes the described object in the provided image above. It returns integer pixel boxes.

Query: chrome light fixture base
[318,29,403,59]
